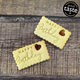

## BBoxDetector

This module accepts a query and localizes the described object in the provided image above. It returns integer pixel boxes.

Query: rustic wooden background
[0,0,80,80]
[0,16,80,79]
[0,0,79,16]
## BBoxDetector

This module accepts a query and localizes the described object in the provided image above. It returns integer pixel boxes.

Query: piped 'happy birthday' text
[37,19,60,43]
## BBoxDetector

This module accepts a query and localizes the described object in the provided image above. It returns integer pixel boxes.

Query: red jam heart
[59,30,65,36]
[35,44,41,50]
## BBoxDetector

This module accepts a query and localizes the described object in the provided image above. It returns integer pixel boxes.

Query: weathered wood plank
[0,0,80,16]
[0,16,80,78]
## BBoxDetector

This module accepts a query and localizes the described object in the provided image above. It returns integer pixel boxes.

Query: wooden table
[0,0,80,80]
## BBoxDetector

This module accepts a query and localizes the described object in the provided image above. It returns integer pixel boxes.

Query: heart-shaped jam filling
[59,30,65,36]
[35,44,41,50]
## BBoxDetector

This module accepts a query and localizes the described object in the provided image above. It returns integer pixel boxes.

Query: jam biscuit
[12,40,50,70]
[34,16,71,49]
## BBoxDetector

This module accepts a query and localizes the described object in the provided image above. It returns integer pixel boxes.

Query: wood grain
[0,0,80,16]
[0,16,80,77]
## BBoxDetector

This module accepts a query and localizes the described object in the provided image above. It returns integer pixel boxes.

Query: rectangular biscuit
[12,40,50,70]
[34,16,71,49]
